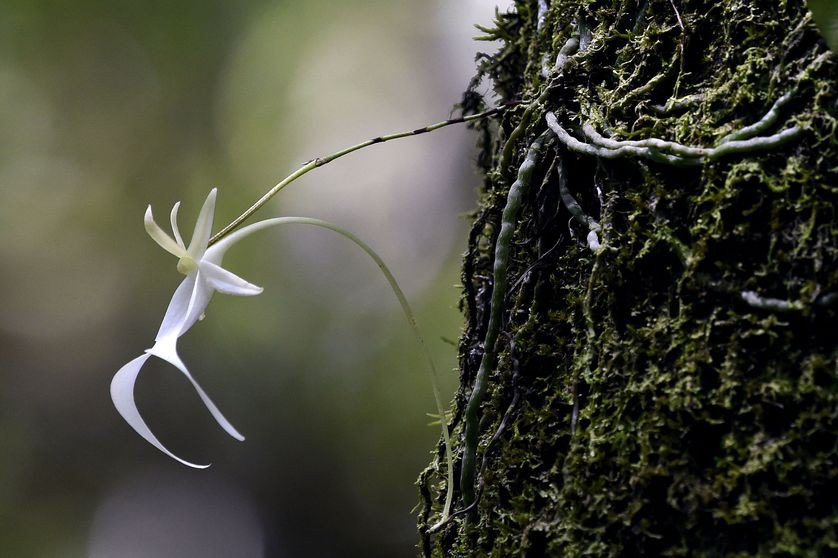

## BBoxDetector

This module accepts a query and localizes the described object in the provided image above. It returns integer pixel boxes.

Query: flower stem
[208,105,514,246]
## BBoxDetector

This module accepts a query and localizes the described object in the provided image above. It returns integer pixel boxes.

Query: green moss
[419,0,836,556]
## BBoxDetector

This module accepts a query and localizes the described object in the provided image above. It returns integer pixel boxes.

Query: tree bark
[419,1,836,556]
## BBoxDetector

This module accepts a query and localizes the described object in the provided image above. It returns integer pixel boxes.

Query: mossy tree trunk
[418,1,836,556]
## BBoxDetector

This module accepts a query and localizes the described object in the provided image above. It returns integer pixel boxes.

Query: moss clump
[419,1,837,556]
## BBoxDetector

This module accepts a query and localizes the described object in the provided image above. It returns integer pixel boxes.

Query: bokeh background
[0,1,510,556]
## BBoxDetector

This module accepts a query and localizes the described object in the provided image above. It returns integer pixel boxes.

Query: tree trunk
[419,1,836,555]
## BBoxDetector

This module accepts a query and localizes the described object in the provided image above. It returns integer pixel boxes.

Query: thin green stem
[460,131,550,507]
[556,156,601,252]
[547,110,802,167]
[546,112,699,166]
[209,106,513,246]
[718,91,793,144]
[212,216,455,525]
[498,36,578,175]
[740,290,804,312]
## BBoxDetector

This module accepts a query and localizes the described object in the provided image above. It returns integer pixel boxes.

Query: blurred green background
[808,0,838,52]
[0,1,508,556]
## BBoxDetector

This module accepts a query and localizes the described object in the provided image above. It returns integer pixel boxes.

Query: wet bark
[419,1,836,556]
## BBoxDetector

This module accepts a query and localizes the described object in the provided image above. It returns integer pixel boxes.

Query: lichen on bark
[418,1,836,556]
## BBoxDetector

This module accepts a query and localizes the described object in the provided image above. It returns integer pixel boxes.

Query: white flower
[110,188,262,468]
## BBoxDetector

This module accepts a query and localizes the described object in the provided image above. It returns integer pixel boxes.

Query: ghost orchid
[110,188,260,468]
[111,186,456,525]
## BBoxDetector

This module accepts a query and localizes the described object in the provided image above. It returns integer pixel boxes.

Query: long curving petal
[200,261,263,296]
[187,188,217,258]
[110,353,210,468]
[155,275,198,342]
[145,206,186,258]
[155,273,214,343]
[179,272,215,338]
[169,201,185,249]
[146,340,246,442]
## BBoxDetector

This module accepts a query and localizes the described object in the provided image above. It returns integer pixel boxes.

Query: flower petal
[169,201,185,249]
[110,352,210,468]
[145,206,185,258]
[200,261,263,296]
[180,271,215,336]
[155,272,214,343]
[155,275,198,342]
[187,188,217,258]
[146,340,246,442]
[203,218,280,262]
